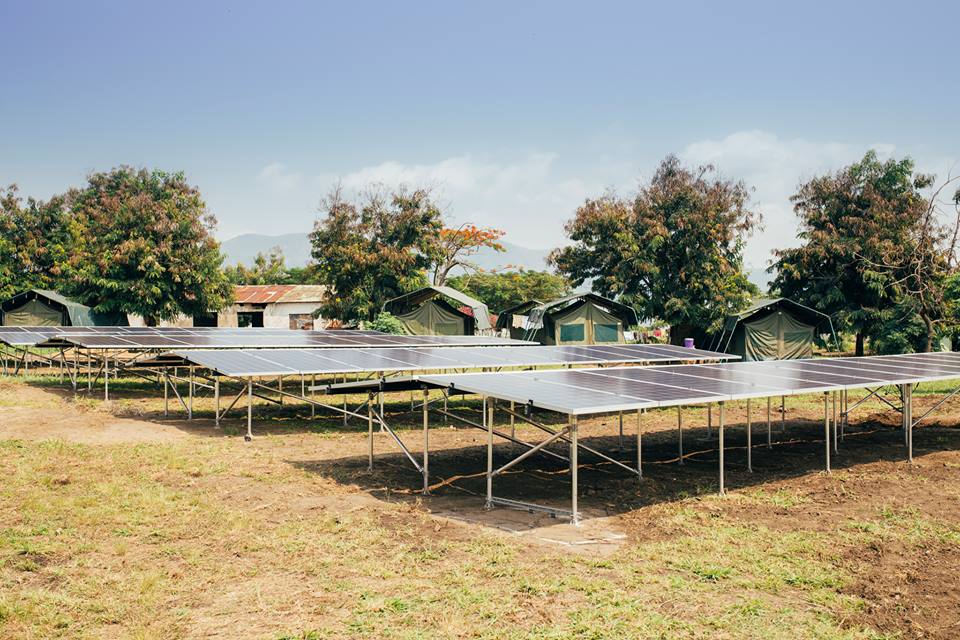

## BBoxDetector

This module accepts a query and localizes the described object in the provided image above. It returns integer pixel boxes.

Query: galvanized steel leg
[214,378,220,427]
[707,404,712,439]
[746,399,752,473]
[367,392,374,471]
[766,396,771,449]
[832,391,838,453]
[781,396,786,434]
[311,374,316,418]
[718,402,725,495]
[245,378,253,442]
[677,407,683,464]
[907,384,913,463]
[484,397,493,510]
[422,388,430,495]
[188,366,194,420]
[841,389,847,441]
[163,372,169,417]
[570,415,580,526]
[823,392,830,473]
[510,400,515,438]
[103,350,109,401]
[636,409,643,479]
[618,410,624,452]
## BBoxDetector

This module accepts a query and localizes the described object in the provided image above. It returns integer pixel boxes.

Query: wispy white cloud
[242,134,951,272]
[315,154,602,248]
[257,162,302,192]
[680,130,896,268]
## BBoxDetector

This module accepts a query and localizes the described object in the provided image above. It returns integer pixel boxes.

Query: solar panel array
[421,352,960,415]
[0,326,530,349]
[133,343,736,377]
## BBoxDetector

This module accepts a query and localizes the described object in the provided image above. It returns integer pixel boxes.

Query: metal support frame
[746,398,752,473]
[766,397,772,449]
[718,402,726,495]
[677,407,683,464]
[499,405,635,475]
[832,391,838,454]
[903,383,914,463]
[823,392,831,473]
[781,396,786,434]
[422,387,430,494]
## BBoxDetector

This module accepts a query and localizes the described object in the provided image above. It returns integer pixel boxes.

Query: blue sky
[2,0,957,267]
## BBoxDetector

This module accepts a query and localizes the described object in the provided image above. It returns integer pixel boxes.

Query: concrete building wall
[264,301,321,329]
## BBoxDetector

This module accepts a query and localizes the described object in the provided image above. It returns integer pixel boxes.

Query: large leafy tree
[771,151,952,354]
[447,269,571,312]
[0,185,73,298]
[63,167,233,324]
[310,185,443,323]
[549,155,760,339]
[429,224,505,286]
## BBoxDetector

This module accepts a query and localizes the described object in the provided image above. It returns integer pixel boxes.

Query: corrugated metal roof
[275,285,327,303]
[233,285,327,304]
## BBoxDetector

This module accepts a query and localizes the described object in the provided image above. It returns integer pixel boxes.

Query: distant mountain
[221,233,551,272]
[468,241,550,272]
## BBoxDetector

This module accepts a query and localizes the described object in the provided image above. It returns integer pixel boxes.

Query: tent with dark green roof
[0,290,128,327]
[709,297,836,361]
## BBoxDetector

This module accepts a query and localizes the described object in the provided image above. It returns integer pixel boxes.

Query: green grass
[0,434,911,639]
[2,374,959,638]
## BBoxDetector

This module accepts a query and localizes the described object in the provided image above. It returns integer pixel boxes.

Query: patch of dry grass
[2,375,958,638]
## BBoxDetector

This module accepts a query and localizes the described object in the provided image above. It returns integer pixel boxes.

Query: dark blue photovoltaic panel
[132,343,736,376]
[421,352,960,415]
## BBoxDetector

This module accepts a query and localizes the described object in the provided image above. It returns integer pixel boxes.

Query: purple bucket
[683,338,695,348]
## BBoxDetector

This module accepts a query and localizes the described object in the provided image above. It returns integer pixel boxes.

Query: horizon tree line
[3,154,958,354]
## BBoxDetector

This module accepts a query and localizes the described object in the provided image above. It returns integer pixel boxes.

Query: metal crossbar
[492,427,570,476]
[501,405,640,477]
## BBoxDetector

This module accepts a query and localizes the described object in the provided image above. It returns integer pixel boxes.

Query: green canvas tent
[522,293,638,345]
[384,286,491,335]
[0,290,128,327]
[711,297,835,361]
[495,300,542,340]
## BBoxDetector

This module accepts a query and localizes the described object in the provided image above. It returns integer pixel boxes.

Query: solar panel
[130,343,736,377]
[421,352,960,415]
[0,326,397,347]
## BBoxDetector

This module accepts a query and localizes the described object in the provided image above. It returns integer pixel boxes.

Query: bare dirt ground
[2,376,960,639]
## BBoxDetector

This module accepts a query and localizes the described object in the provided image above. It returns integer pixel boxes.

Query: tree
[772,151,955,354]
[225,246,290,284]
[880,172,960,351]
[549,155,760,339]
[309,185,443,323]
[62,167,233,324]
[367,311,407,334]
[429,224,505,286]
[447,269,571,312]
[0,185,73,298]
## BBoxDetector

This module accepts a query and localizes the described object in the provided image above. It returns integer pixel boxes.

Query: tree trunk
[922,314,934,353]
[855,332,865,357]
